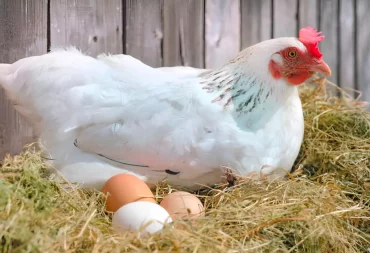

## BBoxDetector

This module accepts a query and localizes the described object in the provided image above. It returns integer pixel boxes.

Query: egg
[102,173,156,212]
[159,191,205,221]
[112,201,173,235]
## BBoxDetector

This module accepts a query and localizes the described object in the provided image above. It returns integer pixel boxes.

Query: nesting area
[1,78,369,253]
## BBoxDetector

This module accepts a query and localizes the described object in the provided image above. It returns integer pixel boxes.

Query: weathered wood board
[241,0,272,48]
[356,0,370,104]
[163,0,205,68]
[273,0,298,37]
[298,0,318,29]
[319,0,339,86]
[125,0,163,67]
[205,0,240,69]
[50,0,123,56]
[339,0,355,96]
[0,0,47,159]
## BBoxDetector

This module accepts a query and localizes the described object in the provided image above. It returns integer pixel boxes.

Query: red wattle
[286,72,312,85]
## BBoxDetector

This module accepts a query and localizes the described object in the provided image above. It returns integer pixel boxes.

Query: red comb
[298,27,325,59]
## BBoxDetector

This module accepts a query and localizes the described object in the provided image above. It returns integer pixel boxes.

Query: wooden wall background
[0,0,369,159]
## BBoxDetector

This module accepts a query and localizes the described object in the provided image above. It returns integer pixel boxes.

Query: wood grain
[50,0,123,57]
[205,0,240,69]
[298,0,318,29]
[273,0,298,37]
[163,0,205,68]
[339,0,355,95]
[125,0,163,67]
[319,0,339,86]
[241,0,271,48]
[356,0,370,104]
[0,0,47,159]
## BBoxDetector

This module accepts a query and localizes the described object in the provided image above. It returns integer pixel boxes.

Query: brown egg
[102,174,156,212]
[159,191,205,221]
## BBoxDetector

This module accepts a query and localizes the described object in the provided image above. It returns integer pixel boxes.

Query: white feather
[0,37,305,190]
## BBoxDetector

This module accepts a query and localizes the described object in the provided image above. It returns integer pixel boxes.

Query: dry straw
[1,77,369,252]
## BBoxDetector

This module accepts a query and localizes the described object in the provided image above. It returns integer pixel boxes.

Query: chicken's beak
[311,60,331,76]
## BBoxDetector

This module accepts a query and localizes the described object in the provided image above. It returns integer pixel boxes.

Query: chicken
[0,27,331,190]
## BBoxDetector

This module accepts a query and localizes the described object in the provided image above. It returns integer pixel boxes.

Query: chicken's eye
[288,51,297,58]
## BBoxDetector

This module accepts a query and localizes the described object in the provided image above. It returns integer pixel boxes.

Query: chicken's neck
[199,66,297,132]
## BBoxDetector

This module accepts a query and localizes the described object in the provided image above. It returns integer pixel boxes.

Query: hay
[1,78,369,253]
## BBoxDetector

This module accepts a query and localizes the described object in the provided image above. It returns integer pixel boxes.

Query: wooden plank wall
[0,0,47,158]
[125,0,162,67]
[0,0,369,159]
[163,0,205,68]
[357,0,370,101]
[50,0,123,57]
[205,0,240,68]
[240,0,271,49]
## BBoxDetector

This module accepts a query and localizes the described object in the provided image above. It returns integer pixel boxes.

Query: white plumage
[0,33,331,190]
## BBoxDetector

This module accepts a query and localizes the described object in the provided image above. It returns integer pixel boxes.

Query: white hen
[0,27,331,190]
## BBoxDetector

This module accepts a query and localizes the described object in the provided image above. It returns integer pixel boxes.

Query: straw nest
[1,77,369,253]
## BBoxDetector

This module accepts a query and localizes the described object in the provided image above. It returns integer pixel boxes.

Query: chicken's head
[268,27,331,85]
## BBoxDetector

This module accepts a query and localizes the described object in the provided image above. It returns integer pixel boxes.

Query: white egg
[112,201,173,235]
